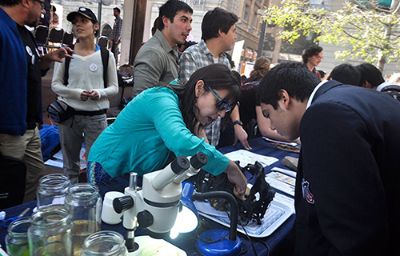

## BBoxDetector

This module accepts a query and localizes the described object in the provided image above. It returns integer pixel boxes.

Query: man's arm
[301,102,388,255]
[39,47,73,70]
[231,105,251,149]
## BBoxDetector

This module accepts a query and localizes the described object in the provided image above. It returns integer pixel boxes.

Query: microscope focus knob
[113,196,134,214]
[137,210,154,228]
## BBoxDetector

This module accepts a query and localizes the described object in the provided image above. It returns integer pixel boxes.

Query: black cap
[67,7,98,23]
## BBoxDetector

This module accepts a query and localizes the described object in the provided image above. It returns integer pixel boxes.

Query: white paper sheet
[271,167,297,178]
[224,149,278,167]
[266,171,296,197]
[45,148,87,169]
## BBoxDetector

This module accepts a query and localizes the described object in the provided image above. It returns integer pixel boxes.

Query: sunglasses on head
[205,84,234,113]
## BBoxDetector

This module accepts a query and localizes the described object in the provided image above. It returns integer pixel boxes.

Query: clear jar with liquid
[28,205,72,256]
[65,183,102,256]
[37,174,70,209]
[81,231,128,256]
[5,217,31,256]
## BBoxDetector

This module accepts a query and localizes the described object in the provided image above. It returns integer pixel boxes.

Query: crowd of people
[1,0,400,255]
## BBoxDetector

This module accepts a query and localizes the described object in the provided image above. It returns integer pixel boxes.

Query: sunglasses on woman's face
[205,85,234,113]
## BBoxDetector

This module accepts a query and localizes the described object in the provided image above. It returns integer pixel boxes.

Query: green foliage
[263,0,327,44]
[262,0,400,70]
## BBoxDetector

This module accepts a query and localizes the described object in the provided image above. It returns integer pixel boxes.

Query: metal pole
[97,1,102,37]
[257,20,267,58]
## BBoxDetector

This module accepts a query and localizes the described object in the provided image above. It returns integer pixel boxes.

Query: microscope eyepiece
[190,152,208,169]
[171,156,190,175]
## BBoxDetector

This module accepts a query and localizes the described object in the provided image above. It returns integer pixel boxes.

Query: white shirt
[306,80,328,109]
[51,50,118,111]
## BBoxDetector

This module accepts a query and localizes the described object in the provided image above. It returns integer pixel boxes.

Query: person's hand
[87,90,100,100]
[234,124,252,150]
[225,161,247,199]
[80,91,90,101]
[45,47,73,63]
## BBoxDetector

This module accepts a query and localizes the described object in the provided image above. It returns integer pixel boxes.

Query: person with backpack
[51,7,118,183]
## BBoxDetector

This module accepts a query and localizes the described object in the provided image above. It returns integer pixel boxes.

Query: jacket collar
[310,80,343,105]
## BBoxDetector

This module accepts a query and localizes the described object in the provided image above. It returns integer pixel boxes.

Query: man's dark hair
[0,0,21,6]
[201,7,238,41]
[113,7,121,13]
[302,45,323,64]
[158,0,193,31]
[258,62,319,109]
[356,63,385,88]
[328,63,361,86]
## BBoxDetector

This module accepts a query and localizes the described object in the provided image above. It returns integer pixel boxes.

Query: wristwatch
[232,120,243,126]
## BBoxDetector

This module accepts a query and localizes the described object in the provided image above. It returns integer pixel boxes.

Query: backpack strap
[63,44,74,86]
[100,47,109,88]
[63,57,71,86]
[63,45,109,88]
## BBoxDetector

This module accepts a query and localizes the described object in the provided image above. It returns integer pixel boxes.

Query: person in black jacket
[258,61,400,256]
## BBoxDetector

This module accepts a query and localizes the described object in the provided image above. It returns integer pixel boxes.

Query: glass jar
[37,174,70,209]
[28,205,72,256]
[81,231,128,256]
[5,217,31,256]
[65,183,102,256]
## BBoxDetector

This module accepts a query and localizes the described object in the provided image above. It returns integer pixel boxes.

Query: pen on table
[0,207,31,228]
[17,208,30,218]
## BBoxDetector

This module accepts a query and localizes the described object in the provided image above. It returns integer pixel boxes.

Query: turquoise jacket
[88,87,229,177]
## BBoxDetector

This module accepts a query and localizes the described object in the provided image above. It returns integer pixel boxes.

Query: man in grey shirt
[133,0,193,96]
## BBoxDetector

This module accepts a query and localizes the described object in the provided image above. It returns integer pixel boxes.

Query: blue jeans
[87,161,130,198]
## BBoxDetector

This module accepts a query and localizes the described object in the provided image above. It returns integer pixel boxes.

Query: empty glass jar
[37,174,70,209]
[5,217,31,256]
[28,205,72,256]
[81,231,128,256]
[65,183,102,256]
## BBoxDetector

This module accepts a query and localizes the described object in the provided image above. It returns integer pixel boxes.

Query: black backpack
[381,85,400,102]
[63,47,109,88]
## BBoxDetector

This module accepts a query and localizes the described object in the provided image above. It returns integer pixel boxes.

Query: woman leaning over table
[87,64,247,198]
[51,7,118,183]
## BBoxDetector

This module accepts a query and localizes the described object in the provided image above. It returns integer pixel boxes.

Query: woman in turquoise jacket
[88,64,247,197]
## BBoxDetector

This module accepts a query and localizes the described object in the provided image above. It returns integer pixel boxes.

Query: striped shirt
[179,40,231,146]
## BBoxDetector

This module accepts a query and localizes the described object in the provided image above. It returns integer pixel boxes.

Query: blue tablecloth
[0,137,298,255]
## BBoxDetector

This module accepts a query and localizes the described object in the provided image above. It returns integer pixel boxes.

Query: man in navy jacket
[1,0,71,202]
[258,61,400,256]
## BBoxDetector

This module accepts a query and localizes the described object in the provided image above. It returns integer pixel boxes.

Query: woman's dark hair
[178,64,241,133]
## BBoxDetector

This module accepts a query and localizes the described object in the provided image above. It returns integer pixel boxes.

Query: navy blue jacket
[0,8,28,135]
[294,81,400,256]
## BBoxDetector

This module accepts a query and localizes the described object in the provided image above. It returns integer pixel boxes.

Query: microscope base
[196,229,241,256]
[128,235,186,256]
